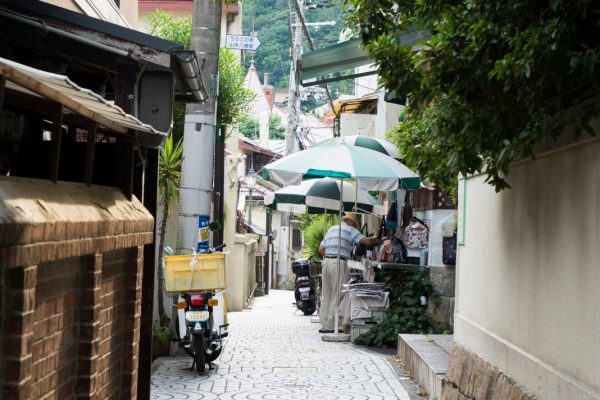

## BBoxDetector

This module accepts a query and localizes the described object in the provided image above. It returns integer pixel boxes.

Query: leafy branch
[344,0,600,191]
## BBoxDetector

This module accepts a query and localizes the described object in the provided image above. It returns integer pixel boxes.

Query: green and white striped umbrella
[313,135,399,158]
[263,143,419,191]
[264,178,385,215]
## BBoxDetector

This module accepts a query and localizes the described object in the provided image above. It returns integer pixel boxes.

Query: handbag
[442,234,457,265]
[402,217,429,249]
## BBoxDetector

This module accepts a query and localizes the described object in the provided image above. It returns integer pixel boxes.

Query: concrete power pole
[286,0,302,155]
[275,0,304,288]
[178,0,222,253]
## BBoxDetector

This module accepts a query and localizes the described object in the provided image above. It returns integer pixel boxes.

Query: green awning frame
[297,30,430,88]
[298,38,372,87]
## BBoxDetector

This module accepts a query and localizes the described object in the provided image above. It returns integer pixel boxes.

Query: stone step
[397,334,453,399]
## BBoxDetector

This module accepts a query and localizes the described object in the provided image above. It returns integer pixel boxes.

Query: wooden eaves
[0,57,167,142]
[0,57,168,188]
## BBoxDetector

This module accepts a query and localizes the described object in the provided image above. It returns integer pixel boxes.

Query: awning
[244,222,266,236]
[298,38,372,87]
[332,93,379,115]
[0,57,167,147]
[297,30,430,87]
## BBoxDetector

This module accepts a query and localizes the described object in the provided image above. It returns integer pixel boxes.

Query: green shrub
[354,268,444,347]
[152,326,173,346]
[301,214,338,259]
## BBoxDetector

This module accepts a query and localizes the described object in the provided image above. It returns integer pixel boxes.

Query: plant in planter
[152,325,173,359]
[354,269,443,347]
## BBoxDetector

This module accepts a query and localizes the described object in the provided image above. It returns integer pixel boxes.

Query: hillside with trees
[242,0,353,104]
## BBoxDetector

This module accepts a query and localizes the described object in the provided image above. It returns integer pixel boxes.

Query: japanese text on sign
[225,35,261,51]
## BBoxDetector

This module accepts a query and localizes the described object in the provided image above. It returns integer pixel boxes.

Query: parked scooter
[292,259,317,315]
[175,244,229,374]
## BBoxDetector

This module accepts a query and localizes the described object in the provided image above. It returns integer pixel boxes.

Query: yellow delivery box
[164,253,226,292]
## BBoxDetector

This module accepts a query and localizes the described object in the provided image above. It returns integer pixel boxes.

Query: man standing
[318,212,376,333]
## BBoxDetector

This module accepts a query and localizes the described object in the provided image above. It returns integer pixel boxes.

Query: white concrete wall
[340,113,376,137]
[414,209,456,267]
[226,234,257,311]
[270,210,283,289]
[375,92,403,140]
[354,65,378,97]
[455,136,600,400]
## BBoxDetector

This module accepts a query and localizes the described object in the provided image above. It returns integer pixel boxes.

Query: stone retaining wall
[442,345,537,400]
[427,266,455,329]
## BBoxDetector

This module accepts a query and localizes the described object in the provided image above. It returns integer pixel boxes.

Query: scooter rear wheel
[193,333,206,373]
[301,301,316,316]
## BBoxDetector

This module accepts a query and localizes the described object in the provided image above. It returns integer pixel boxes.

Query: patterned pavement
[151,290,411,400]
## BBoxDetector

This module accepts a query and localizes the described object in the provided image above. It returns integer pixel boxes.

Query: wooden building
[0,1,206,399]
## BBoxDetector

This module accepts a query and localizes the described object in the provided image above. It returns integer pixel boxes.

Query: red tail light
[190,294,204,306]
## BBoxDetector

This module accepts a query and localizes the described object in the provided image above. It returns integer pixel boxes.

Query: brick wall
[1,249,145,400]
[0,179,154,399]
[96,248,135,399]
[31,257,86,399]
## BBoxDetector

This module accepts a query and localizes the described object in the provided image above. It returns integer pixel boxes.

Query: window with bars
[292,228,302,250]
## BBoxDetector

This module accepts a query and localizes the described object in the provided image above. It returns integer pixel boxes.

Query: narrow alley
[151,290,414,400]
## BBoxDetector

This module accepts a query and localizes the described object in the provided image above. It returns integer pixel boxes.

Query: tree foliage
[268,114,286,139]
[239,116,260,139]
[217,48,256,126]
[238,114,287,140]
[242,0,354,101]
[146,11,191,48]
[146,11,255,132]
[299,214,338,259]
[344,0,600,190]
[243,0,290,89]
[157,135,183,325]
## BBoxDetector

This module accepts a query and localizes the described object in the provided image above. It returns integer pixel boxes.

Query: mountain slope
[242,0,347,92]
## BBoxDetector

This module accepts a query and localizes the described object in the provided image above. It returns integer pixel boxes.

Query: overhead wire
[292,0,336,113]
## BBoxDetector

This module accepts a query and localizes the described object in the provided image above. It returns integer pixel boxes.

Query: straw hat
[342,212,360,228]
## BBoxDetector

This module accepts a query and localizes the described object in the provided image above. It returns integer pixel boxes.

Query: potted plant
[152,325,173,359]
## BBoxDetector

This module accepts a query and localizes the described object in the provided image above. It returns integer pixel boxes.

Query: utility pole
[178,0,222,253]
[286,0,302,155]
[274,0,304,289]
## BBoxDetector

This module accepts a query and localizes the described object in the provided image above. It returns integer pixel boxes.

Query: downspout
[133,62,148,168]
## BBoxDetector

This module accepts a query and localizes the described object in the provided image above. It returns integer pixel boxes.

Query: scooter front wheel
[193,333,206,373]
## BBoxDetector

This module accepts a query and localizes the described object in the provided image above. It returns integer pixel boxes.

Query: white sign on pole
[225,34,261,51]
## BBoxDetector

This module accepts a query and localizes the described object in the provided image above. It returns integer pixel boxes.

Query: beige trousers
[320,257,348,330]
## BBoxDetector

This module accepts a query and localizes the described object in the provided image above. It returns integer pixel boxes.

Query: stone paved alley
[151,290,415,400]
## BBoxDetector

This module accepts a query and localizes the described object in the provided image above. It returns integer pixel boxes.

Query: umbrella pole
[355,181,358,212]
[334,178,343,335]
